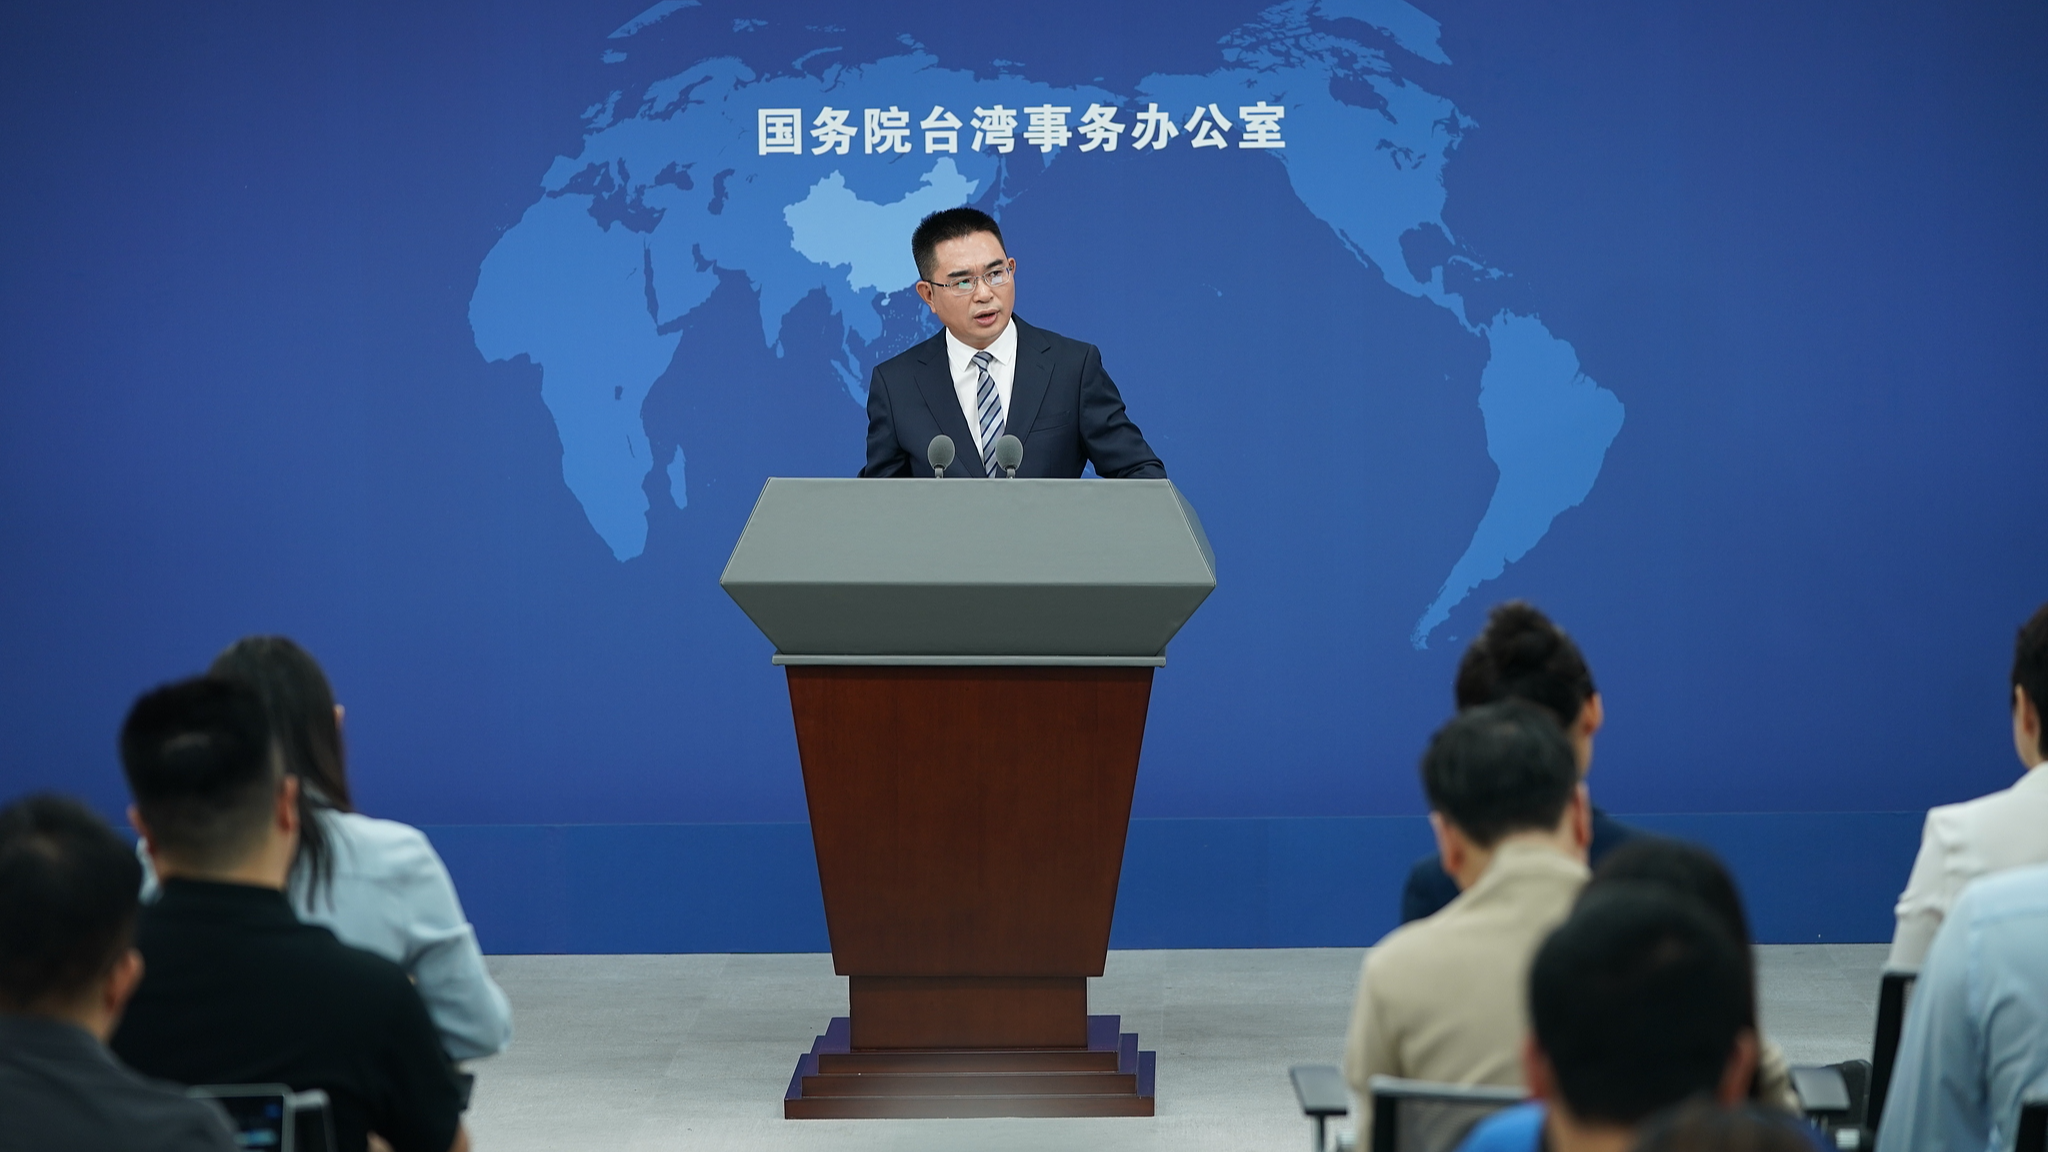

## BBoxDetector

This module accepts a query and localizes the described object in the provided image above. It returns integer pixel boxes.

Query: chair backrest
[1863,970,1916,1136]
[2017,1097,2048,1152]
[187,1085,335,1152]
[1369,1075,1526,1152]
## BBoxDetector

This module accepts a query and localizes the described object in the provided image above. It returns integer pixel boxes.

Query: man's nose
[972,277,995,302]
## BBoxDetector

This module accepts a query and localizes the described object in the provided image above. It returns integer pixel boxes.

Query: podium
[721,478,1215,1118]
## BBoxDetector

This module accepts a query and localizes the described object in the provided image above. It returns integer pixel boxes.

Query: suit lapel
[911,334,980,477]
[1002,317,1054,450]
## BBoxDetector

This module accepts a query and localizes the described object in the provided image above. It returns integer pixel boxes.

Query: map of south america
[469,0,1624,647]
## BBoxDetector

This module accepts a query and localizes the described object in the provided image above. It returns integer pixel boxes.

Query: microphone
[994,434,1023,478]
[926,435,955,477]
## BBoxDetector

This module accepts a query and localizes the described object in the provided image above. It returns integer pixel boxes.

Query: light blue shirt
[1876,860,2048,1152]
[140,809,513,1062]
[1454,1101,1544,1152]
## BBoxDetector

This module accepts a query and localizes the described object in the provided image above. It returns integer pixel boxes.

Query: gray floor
[465,944,1887,1151]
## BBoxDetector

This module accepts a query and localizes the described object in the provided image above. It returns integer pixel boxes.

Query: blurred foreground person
[0,793,236,1152]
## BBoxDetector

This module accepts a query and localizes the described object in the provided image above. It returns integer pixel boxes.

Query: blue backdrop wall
[2,0,2043,949]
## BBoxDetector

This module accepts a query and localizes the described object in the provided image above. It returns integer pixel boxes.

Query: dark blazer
[860,316,1167,479]
[1396,806,1644,924]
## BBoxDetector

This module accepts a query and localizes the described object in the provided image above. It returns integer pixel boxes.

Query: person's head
[0,794,147,1038]
[209,636,349,900]
[2013,601,2048,767]
[1526,887,1758,1149]
[119,676,298,885]
[911,207,1014,350]
[1456,601,1603,773]
[1630,1100,1819,1152]
[1421,699,1589,889]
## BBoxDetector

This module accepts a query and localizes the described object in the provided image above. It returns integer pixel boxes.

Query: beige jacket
[1342,839,1588,1123]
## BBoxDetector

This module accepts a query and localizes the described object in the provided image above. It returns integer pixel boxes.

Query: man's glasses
[925,263,1014,297]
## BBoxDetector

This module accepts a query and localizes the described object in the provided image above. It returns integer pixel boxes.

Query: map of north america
[469,0,1624,647]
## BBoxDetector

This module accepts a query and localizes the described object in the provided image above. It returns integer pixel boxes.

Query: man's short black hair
[911,206,1004,281]
[119,676,277,872]
[0,794,144,1010]
[1455,600,1597,728]
[2015,601,2048,760]
[1419,699,1579,847]
[1530,886,1754,1126]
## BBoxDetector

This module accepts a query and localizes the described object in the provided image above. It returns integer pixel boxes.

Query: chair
[187,1085,335,1152]
[1368,1075,1526,1152]
[2018,1096,2048,1152]
[1289,1064,1351,1152]
[1862,970,1916,1138]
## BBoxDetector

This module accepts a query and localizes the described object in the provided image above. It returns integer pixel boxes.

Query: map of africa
[468,0,1625,648]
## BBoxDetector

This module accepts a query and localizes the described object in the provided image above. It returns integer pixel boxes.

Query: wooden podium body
[722,479,1214,1119]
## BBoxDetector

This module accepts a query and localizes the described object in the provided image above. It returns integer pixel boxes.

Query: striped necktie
[971,349,1005,477]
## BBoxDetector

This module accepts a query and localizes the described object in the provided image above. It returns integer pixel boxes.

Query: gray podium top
[720,478,1215,665]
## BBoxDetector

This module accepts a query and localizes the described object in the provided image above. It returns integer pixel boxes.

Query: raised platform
[784,1015,1157,1118]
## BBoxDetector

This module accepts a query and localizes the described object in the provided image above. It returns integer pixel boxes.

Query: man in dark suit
[861,207,1166,480]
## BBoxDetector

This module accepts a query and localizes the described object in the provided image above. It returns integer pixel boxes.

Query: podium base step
[784,1015,1156,1119]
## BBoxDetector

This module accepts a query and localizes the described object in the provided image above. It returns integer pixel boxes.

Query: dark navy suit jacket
[860,316,1166,479]
[1397,806,1643,924]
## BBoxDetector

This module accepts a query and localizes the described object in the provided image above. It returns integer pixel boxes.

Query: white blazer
[1887,764,2048,970]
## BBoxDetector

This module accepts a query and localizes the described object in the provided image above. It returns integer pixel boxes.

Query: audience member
[0,794,236,1152]
[1587,839,1798,1112]
[1345,700,1590,1135]
[1875,859,2048,1151]
[1887,599,2048,970]
[1631,1100,1824,1152]
[109,676,469,1152]
[1454,887,1762,1152]
[192,635,511,1060]
[1402,601,1642,923]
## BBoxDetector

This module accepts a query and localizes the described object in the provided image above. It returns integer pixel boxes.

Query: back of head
[1589,838,1753,952]
[1530,886,1754,1126]
[1631,1100,1819,1152]
[2016,601,2048,760]
[210,635,350,810]
[119,676,277,873]
[911,206,1004,280]
[0,794,143,1012]
[1420,699,1580,847]
[1455,601,1596,727]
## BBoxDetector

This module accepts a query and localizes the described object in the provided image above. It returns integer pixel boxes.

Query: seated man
[1401,601,1641,923]
[1455,887,1771,1152]
[1876,859,2048,1151]
[1887,599,2048,970]
[1344,700,1590,1134]
[0,794,236,1152]
[109,677,469,1152]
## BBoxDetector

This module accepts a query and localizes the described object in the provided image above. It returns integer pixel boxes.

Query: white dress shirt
[943,319,1017,463]
[1888,764,2048,970]
[1875,860,2048,1152]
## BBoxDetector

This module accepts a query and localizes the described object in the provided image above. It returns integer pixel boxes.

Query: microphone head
[994,434,1023,474]
[926,434,956,473]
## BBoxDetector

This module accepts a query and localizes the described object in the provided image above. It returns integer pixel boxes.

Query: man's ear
[275,774,301,835]
[1522,1034,1559,1104]
[1568,783,1591,852]
[1715,1028,1760,1106]
[1577,692,1604,741]
[103,947,144,1023]
[1428,811,1464,878]
[2019,685,2044,765]
[127,806,157,859]
[913,280,935,310]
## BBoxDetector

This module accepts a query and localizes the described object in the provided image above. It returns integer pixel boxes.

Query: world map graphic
[469,0,1625,648]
